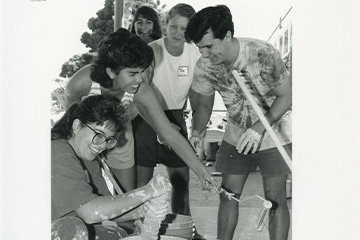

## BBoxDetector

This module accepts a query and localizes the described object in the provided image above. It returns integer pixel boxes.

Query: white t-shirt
[148,38,201,110]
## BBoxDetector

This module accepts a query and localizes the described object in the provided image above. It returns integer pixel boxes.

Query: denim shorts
[216,141,292,177]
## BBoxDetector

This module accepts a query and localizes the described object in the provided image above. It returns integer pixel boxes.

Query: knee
[51,217,88,240]
[265,189,287,205]
[265,195,288,212]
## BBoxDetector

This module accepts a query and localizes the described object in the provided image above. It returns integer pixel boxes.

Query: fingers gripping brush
[219,188,272,232]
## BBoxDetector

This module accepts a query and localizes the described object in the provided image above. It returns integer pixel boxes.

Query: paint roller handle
[231,70,292,172]
[97,153,124,195]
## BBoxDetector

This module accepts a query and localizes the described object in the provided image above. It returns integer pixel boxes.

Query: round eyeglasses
[83,123,117,149]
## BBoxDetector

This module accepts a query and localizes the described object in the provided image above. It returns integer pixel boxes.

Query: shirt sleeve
[258,45,290,89]
[51,151,98,220]
[191,57,216,96]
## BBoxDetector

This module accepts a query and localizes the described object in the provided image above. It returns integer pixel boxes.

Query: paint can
[123,235,187,240]
[159,214,195,239]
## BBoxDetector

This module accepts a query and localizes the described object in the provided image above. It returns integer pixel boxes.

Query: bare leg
[166,166,190,215]
[137,165,155,187]
[217,174,248,240]
[262,176,289,240]
[111,165,137,192]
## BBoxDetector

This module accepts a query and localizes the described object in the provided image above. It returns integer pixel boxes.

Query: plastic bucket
[123,236,187,240]
[159,214,194,239]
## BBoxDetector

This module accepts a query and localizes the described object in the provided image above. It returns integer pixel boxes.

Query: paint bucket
[159,214,195,239]
[123,236,187,240]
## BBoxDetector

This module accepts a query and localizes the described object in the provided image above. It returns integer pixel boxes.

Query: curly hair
[51,95,128,146]
[90,28,154,88]
[185,5,234,44]
[130,5,162,41]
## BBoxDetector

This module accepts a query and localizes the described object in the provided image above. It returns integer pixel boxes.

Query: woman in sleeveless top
[64,28,218,195]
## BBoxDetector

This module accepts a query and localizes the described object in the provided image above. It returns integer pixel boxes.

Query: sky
[22,0,292,82]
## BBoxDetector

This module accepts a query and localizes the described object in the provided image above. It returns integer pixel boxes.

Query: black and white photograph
[1,0,359,240]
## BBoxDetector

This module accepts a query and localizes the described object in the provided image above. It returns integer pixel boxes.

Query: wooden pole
[114,0,124,31]
[97,155,124,194]
[231,70,292,172]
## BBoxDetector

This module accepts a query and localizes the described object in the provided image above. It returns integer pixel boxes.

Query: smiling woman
[130,5,162,44]
[51,94,172,239]
[51,95,128,161]
[64,28,218,197]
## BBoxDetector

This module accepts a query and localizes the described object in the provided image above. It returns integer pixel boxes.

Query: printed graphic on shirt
[177,66,189,77]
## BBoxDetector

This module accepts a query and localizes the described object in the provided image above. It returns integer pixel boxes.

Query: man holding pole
[185,5,292,240]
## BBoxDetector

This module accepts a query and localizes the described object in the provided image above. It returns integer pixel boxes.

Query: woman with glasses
[51,94,171,239]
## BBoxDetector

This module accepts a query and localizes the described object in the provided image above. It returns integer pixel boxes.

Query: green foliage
[81,0,115,52]
[59,52,95,78]
[59,0,167,78]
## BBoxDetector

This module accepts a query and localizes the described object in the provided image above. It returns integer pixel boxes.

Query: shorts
[216,141,292,177]
[105,127,135,169]
[132,110,188,168]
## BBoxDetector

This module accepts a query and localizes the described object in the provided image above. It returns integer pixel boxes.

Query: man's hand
[189,130,204,154]
[189,136,202,151]
[236,128,262,155]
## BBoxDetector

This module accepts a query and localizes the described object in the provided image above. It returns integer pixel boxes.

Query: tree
[59,0,167,78]
[81,0,115,53]
[59,53,95,78]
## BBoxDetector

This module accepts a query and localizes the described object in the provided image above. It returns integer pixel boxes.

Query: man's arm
[251,76,292,134]
[237,50,292,154]
[189,89,215,148]
[64,65,93,109]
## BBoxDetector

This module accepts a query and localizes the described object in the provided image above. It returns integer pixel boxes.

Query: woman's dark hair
[130,5,162,40]
[51,95,128,146]
[185,5,234,44]
[90,28,154,88]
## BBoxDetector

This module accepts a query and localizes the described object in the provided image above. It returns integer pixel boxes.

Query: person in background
[51,94,171,239]
[134,3,205,239]
[130,5,162,44]
[185,5,292,240]
[64,29,218,196]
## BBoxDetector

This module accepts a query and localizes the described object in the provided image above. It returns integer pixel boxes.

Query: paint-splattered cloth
[51,216,129,240]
